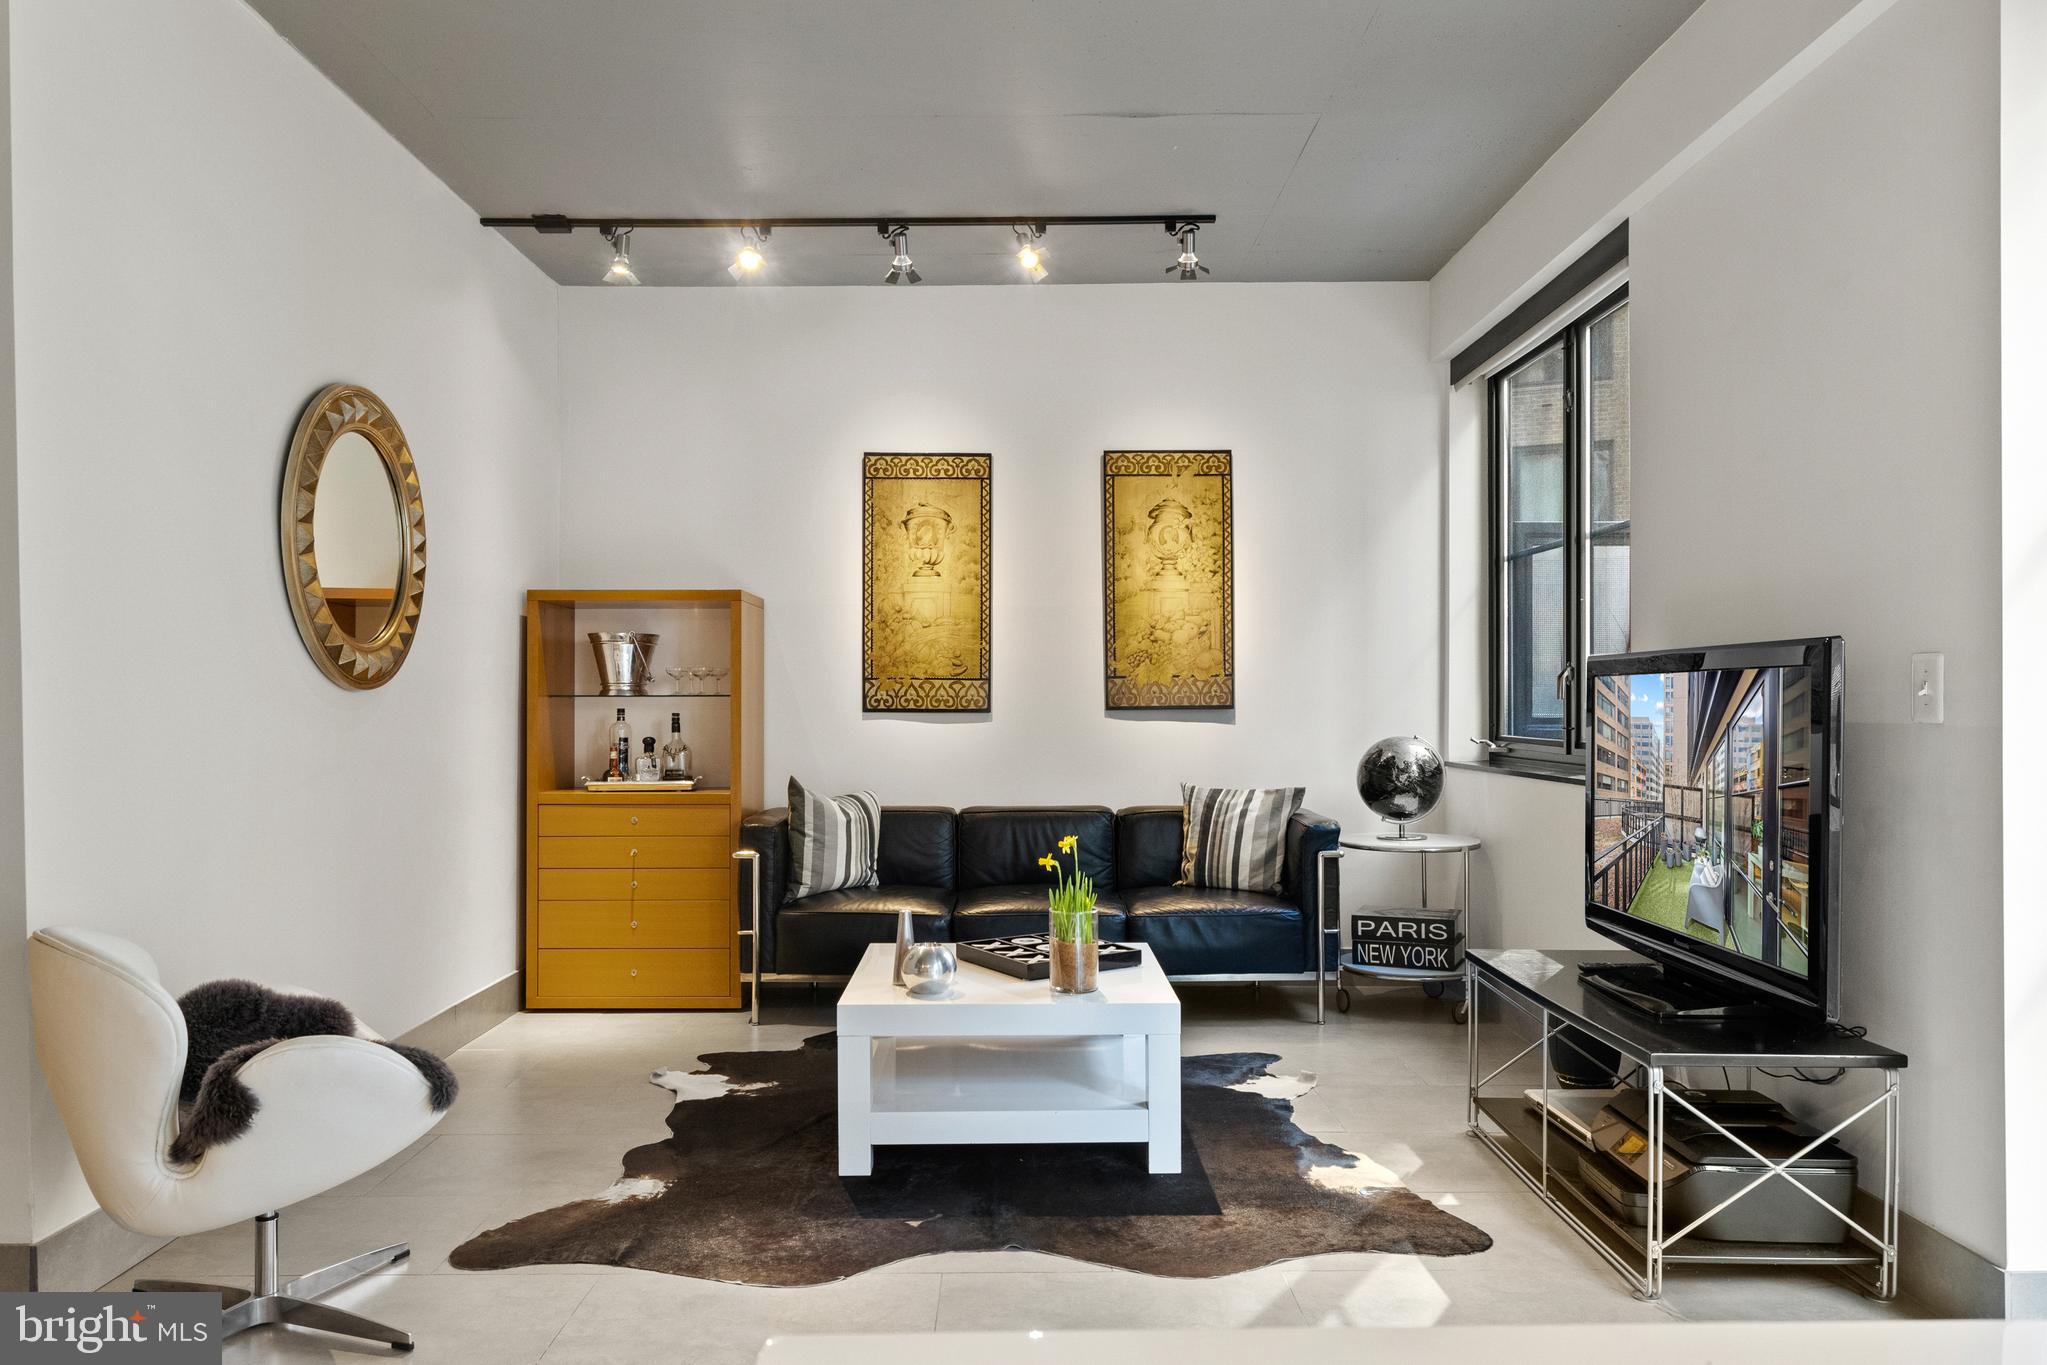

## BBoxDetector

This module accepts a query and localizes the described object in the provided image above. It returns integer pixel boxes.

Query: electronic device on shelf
[1582,637,1843,1024]
[1520,1087,1624,1148]
[1580,1088,1858,1244]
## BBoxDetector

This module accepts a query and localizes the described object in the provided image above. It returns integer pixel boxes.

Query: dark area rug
[449,1032,1491,1285]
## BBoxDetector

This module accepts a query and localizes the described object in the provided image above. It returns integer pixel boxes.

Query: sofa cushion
[1124,885,1305,976]
[1117,806,1184,889]
[786,778,881,900]
[773,886,954,977]
[953,887,1129,943]
[958,807,1116,891]
[1177,784,1305,894]
[878,807,957,889]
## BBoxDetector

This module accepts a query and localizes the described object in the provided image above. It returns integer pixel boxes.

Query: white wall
[0,0,28,1254]
[2002,0,2047,1281]
[557,284,1440,907]
[1429,0,1887,358]
[1630,0,2002,1264]
[10,0,560,1240]
[1434,0,2005,1266]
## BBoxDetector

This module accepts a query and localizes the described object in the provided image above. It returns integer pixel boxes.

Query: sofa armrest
[740,807,791,971]
[1286,808,1341,968]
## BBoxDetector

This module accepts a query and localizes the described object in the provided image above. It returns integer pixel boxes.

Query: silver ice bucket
[588,632,659,696]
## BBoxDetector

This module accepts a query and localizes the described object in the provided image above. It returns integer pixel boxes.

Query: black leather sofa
[735,804,1341,1022]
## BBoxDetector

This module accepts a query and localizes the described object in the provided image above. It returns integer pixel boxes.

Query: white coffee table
[835,942,1183,1177]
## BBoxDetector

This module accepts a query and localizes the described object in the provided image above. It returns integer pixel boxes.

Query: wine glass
[665,667,688,697]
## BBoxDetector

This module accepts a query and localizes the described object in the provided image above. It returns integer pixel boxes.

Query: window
[1489,285,1629,768]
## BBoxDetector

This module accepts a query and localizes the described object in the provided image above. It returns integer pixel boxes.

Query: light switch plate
[1911,652,1944,724]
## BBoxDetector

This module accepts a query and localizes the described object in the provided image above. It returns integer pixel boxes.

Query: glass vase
[1049,908,1099,995]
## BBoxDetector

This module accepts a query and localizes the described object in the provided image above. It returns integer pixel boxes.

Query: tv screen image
[1584,638,1841,1020]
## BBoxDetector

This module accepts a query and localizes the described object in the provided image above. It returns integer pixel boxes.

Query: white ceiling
[247,0,1701,287]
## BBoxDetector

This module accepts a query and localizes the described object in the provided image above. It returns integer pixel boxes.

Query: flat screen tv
[1584,637,1842,1022]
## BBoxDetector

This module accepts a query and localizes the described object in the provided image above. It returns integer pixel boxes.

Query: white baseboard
[2009,1271,2047,1319]
[396,969,523,1057]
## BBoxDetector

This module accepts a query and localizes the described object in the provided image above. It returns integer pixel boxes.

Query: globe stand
[1376,819,1426,843]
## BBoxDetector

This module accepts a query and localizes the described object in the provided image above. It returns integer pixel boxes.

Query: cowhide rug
[448,1032,1490,1285]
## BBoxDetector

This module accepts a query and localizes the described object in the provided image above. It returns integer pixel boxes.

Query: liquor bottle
[661,713,691,781]
[635,736,660,782]
[607,708,631,781]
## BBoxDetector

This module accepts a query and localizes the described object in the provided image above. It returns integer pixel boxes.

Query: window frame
[1485,282,1630,774]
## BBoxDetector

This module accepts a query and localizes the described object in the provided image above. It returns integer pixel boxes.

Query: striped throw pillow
[1177,784,1306,894]
[786,778,882,901]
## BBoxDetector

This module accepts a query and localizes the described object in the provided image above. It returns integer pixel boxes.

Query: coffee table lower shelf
[1472,1095,1884,1277]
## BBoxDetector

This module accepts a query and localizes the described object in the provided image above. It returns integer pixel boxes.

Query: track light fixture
[600,226,640,285]
[728,225,768,281]
[1014,224,1047,282]
[883,225,920,285]
[489,213,1219,285]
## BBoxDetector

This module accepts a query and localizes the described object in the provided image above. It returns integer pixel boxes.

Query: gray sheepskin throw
[170,978,457,1163]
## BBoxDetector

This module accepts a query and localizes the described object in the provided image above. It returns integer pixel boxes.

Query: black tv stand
[1468,948,1906,1303]
[1577,960,1778,1023]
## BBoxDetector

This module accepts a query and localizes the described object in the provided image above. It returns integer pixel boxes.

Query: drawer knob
[630,968,638,978]
[631,880,638,889]
[630,848,638,857]
[630,816,639,826]
[630,920,639,930]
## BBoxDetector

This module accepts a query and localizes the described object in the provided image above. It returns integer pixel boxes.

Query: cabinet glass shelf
[553,692,731,700]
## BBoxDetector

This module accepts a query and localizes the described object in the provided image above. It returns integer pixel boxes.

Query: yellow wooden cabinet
[523,590,763,1009]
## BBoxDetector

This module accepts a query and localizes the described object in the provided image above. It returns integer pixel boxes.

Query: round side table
[1333,831,1480,1022]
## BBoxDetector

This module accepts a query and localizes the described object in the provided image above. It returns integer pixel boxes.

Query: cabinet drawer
[538,900,730,949]
[536,867,729,901]
[537,836,728,869]
[539,805,728,838]
[538,948,730,999]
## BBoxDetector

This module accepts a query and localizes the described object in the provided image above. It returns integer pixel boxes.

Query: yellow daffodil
[1058,834,1079,853]
[1038,854,1057,871]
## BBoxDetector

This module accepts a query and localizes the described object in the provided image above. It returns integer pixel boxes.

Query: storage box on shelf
[523,590,763,1009]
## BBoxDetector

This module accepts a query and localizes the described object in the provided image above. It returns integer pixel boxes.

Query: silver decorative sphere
[901,942,958,998]
[1356,736,1445,826]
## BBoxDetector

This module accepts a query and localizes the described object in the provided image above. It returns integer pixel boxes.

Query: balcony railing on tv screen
[1591,815,1660,912]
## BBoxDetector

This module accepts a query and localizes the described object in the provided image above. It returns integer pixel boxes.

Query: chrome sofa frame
[733,848,1341,1025]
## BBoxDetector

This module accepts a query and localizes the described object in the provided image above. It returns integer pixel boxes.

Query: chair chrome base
[135,1211,414,1352]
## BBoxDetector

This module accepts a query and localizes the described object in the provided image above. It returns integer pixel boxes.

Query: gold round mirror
[280,385,426,689]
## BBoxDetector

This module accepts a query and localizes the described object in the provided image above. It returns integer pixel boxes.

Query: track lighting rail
[483,213,1217,233]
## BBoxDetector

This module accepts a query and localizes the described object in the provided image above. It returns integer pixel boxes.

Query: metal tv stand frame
[1466,947,1906,1302]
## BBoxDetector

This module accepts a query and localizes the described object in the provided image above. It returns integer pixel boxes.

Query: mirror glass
[310,430,405,638]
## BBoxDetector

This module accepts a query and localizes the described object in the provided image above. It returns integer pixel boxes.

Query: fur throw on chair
[169,978,458,1164]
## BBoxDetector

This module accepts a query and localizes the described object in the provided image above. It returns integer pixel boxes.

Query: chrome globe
[1356,735,1444,840]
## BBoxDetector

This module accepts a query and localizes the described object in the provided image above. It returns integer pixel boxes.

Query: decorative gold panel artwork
[1103,451,1233,709]
[862,454,991,712]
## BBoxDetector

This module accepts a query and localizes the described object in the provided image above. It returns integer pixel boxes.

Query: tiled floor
[111,983,1919,1363]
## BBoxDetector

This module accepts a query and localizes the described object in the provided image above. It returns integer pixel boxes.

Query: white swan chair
[29,927,448,1351]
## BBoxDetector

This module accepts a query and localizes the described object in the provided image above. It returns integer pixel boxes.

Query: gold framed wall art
[1103,450,1233,709]
[862,453,992,712]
